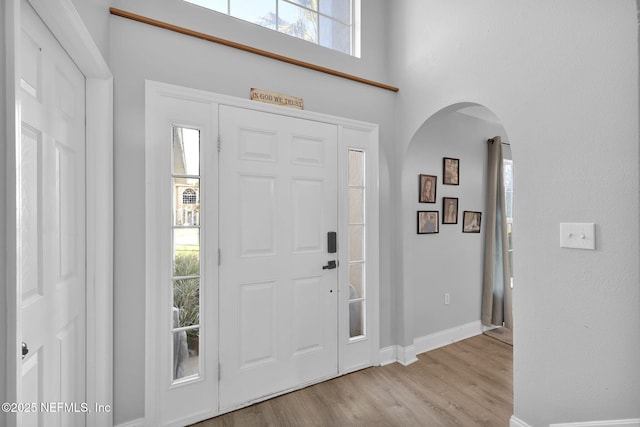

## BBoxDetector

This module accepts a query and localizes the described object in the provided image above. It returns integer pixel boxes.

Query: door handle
[22,342,29,360]
[322,260,337,270]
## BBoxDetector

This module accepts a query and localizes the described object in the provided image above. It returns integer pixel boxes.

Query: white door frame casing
[145,80,380,425]
[4,1,113,426]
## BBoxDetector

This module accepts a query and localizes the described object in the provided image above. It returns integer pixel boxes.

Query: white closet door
[219,106,338,410]
[19,2,86,425]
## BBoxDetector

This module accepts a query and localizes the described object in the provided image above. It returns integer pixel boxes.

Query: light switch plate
[560,223,595,250]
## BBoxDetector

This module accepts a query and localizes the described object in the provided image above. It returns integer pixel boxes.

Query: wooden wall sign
[250,88,304,110]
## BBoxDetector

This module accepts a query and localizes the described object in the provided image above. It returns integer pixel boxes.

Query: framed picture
[419,174,437,203]
[442,197,458,224]
[417,211,439,234]
[443,157,460,185]
[462,211,482,233]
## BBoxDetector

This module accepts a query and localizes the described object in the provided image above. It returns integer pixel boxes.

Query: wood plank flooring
[191,334,513,427]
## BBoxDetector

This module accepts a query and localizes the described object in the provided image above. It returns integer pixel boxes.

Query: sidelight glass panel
[347,149,365,339]
[173,178,200,226]
[172,127,200,176]
[348,301,363,338]
[173,278,200,327]
[172,328,200,381]
[348,225,363,262]
[348,188,363,224]
[171,124,202,384]
[173,229,200,277]
[348,150,363,186]
[348,263,363,299]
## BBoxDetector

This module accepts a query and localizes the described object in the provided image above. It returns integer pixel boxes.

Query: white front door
[219,106,339,410]
[18,1,86,425]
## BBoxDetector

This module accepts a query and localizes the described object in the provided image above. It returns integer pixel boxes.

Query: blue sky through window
[184,0,354,55]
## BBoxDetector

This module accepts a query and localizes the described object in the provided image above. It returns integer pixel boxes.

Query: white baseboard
[397,344,418,366]
[511,415,532,427]
[550,419,640,427]
[378,344,418,366]
[114,418,145,427]
[378,345,398,366]
[414,320,484,355]
[510,416,640,427]
[379,321,484,366]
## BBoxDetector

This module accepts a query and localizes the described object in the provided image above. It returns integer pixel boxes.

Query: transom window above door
[183,0,359,56]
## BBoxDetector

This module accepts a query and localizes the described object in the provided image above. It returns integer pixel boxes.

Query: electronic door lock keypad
[327,232,337,253]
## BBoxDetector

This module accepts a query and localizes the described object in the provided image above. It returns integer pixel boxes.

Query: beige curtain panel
[481,136,513,329]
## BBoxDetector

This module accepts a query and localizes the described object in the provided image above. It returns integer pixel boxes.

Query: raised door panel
[238,175,277,257]
[291,178,324,253]
[291,276,325,356]
[238,281,277,369]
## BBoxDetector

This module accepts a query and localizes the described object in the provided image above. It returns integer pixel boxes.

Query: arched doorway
[400,102,513,348]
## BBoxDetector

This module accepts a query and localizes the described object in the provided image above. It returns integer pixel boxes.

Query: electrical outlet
[444,293,450,305]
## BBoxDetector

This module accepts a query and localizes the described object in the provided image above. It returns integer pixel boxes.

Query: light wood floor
[191,334,513,427]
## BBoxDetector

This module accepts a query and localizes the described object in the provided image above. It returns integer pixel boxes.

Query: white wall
[390,1,640,425]
[109,0,395,423]
[403,109,507,339]
[111,0,390,85]
[70,0,111,61]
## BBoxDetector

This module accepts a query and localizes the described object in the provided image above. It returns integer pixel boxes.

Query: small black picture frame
[462,211,482,233]
[442,197,458,224]
[417,211,439,234]
[443,157,460,185]
[418,174,437,203]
